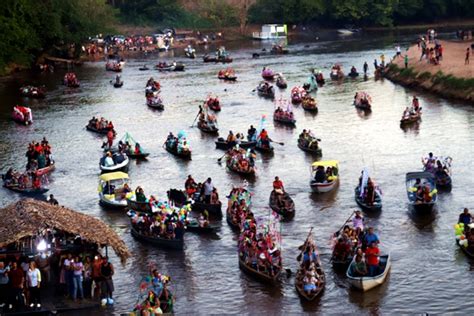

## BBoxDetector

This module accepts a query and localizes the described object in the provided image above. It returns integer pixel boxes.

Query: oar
[217,152,227,163]
[190,112,200,128]
[270,139,284,146]
[296,227,314,262]
[328,211,356,263]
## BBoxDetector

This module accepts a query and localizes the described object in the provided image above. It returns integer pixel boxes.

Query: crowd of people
[238,212,282,278]
[225,146,256,173]
[217,68,235,79]
[198,107,218,131]
[25,138,53,172]
[0,252,116,312]
[274,105,294,122]
[128,200,187,241]
[418,35,444,65]
[133,269,173,315]
[63,72,80,87]
[227,186,253,228]
[88,117,115,133]
[298,129,319,150]
[296,236,323,296]
[165,131,190,155]
[291,86,307,103]
[353,92,372,107]
[184,176,220,206]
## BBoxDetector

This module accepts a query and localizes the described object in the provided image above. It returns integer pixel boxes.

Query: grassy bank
[385,63,474,102]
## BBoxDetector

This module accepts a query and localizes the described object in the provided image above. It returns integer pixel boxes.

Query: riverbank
[383,40,474,102]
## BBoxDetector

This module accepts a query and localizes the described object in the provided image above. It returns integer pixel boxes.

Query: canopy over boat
[99,171,129,182]
[311,160,339,169]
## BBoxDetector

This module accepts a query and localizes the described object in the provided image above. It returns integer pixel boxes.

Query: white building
[252,24,287,40]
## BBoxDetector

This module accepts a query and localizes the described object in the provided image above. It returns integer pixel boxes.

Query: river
[0,31,473,314]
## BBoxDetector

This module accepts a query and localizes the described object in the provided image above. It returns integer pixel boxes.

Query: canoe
[406,171,437,213]
[276,77,287,89]
[197,121,219,135]
[295,264,325,301]
[138,66,149,71]
[218,75,237,81]
[127,199,152,213]
[226,206,240,231]
[302,98,318,113]
[273,113,296,126]
[456,239,474,259]
[346,254,391,291]
[131,226,184,250]
[354,101,371,111]
[3,183,48,195]
[186,219,217,234]
[165,143,192,160]
[192,201,223,219]
[348,71,359,78]
[86,124,114,135]
[99,154,130,173]
[297,142,322,156]
[19,87,46,99]
[34,163,56,176]
[332,257,352,272]
[203,56,233,63]
[12,106,33,126]
[147,98,164,110]
[330,72,344,80]
[215,139,256,150]
[400,113,421,125]
[255,144,274,154]
[257,85,275,99]
[269,190,295,220]
[207,100,221,112]
[310,160,339,193]
[238,256,281,284]
[354,186,382,212]
[126,152,150,159]
[262,74,275,81]
[226,158,256,176]
[113,81,123,88]
[156,64,185,71]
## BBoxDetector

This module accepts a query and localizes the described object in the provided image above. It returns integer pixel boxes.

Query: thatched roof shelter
[0,199,130,262]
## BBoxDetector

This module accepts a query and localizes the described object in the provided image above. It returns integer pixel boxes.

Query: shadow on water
[406,207,437,229]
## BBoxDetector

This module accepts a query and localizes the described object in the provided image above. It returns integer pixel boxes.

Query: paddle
[269,139,284,146]
[296,227,314,262]
[190,106,203,128]
[328,211,356,263]
[217,152,227,163]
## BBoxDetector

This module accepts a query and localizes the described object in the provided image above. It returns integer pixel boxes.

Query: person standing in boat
[185,175,197,196]
[352,211,364,230]
[247,125,256,141]
[412,96,420,113]
[202,178,214,204]
[364,242,380,276]
[273,176,284,194]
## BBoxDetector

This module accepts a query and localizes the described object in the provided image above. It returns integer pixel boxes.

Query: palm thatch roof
[0,199,130,262]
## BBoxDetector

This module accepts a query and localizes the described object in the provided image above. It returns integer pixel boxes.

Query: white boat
[346,254,391,291]
[98,171,132,208]
[310,160,339,193]
[99,152,129,173]
[337,29,355,35]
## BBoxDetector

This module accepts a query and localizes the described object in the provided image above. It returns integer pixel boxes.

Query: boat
[165,141,192,160]
[354,186,382,212]
[197,120,219,135]
[238,256,280,284]
[218,68,237,81]
[203,55,233,63]
[12,105,33,125]
[337,29,355,35]
[262,68,275,81]
[269,190,295,220]
[63,73,80,88]
[3,183,49,195]
[138,66,149,71]
[330,65,344,80]
[19,86,46,99]
[273,110,296,126]
[147,95,164,110]
[456,239,474,259]
[295,263,325,301]
[225,152,256,176]
[215,138,256,150]
[310,160,339,193]
[156,62,185,72]
[354,92,372,110]
[400,111,421,125]
[105,61,124,72]
[226,206,241,231]
[131,226,184,250]
[256,82,275,99]
[291,87,306,104]
[127,198,152,213]
[86,123,114,135]
[276,75,287,89]
[315,72,325,85]
[348,70,359,78]
[98,171,130,208]
[192,200,223,219]
[405,171,438,212]
[120,132,150,159]
[346,254,391,291]
[255,142,274,154]
[186,219,217,234]
[113,81,123,88]
[205,97,221,112]
[184,46,196,59]
[301,96,318,112]
[99,152,130,173]
[297,136,322,156]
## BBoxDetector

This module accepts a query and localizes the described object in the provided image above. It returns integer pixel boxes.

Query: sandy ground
[392,40,474,79]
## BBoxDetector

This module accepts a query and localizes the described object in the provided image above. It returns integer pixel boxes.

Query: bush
[418,71,431,80]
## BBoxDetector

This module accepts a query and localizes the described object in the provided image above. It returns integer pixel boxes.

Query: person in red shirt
[365,242,380,276]
[8,261,25,310]
[106,130,114,148]
[272,176,284,193]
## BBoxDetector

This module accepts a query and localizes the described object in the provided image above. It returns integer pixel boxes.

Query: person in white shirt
[203,178,214,204]
[27,261,41,309]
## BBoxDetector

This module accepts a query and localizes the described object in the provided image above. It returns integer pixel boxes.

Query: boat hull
[346,255,391,291]
[238,257,280,284]
[131,227,184,250]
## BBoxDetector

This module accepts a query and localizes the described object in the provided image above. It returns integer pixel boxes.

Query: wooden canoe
[165,143,192,160]
[3,183,48,195]
[215,140,256,150]
[297,142,322,156]
[238,256,281,284]
[295,264,325,301]
[186,219,217,234]
[226,207,240,231]
[354,186,382,212]
[269,190,295,220]
[197,121,219,135]
[457,240,474,259]
[131,226,184,250]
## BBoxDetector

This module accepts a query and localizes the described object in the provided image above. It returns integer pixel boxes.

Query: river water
[0,31,473,314]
